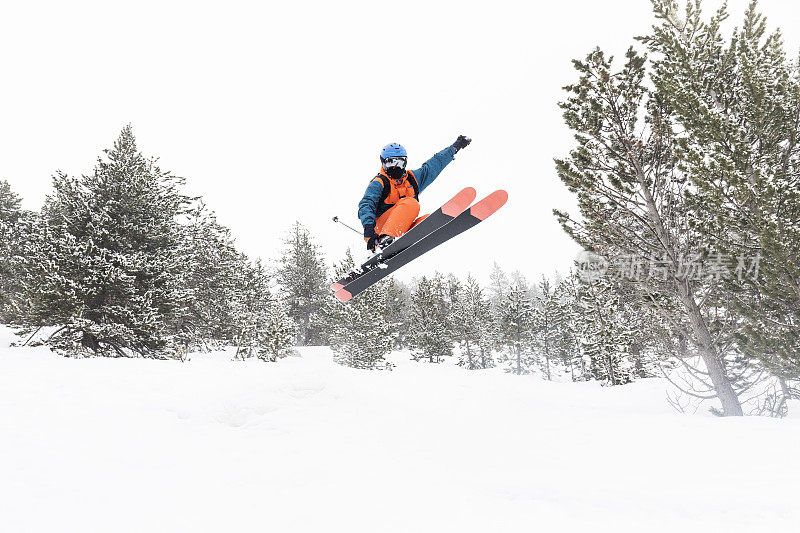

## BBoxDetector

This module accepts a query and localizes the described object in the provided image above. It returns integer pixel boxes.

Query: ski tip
[442,187,478,216]
[471,190,508,221]
[331,282,344,292]
[335,288,353,302]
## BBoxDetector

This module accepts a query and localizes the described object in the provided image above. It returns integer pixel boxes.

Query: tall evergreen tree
[497,282,536,374]
[551,271,586,380]
[645,0,800,381]
[384,278,411,348]
[488,262,510,312]
[21,126,191,357]
[276,221,327,346]
[617,281,665,379]
[532,277,557,380]
[322,249,395,370]
[556,30,744,413]
[231,259,297,362]
[176,201,247,347]
[407,274,454,363]
[0,180,25,323]
[452,275,495,369]
[576,278,636,386]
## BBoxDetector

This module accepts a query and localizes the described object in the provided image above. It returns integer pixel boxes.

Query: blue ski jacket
[358,146,456,229]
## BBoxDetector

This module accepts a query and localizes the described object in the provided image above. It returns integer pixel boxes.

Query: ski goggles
[382,156,407,170]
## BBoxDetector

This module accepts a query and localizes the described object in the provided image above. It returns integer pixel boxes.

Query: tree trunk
[631,341,644,377]
[779,377,797,399]
[607,352,616,385]
[544,352,551,380]
[543,335,552,380]
[633,161,743,416]
[302,314,311,346]
[676,280,743,416]
[464,333,473,369]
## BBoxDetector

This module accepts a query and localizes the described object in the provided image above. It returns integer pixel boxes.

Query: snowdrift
[1,326,798,532]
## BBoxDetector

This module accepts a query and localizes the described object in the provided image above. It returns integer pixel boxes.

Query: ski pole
[332,216,361,236]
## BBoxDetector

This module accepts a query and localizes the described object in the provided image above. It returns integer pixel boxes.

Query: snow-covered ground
[1,325,798,532]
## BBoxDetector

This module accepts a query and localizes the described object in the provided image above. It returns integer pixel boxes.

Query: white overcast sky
[2,0,798,285]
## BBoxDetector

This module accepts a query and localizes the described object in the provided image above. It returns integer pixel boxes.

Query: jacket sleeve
[358,179,384,228]
[412,146,456,193]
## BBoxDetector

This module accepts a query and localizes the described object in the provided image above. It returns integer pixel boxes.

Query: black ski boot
[375,234,394,252]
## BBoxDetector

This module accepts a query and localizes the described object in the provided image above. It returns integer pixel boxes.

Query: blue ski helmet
[380,143,407,161]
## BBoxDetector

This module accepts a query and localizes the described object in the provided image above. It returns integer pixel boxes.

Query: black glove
[452,135,471,153]
[366,234,380,251]
[364,224,377,250]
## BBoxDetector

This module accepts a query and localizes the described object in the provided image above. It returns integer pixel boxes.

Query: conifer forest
[2,1,800,531]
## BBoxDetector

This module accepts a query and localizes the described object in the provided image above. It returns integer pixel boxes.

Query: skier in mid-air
[358,136,472,252]
[334,136,506,301]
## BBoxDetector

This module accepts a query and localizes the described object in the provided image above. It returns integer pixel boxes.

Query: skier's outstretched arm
[358,179,383,237]
[413,135,472,192]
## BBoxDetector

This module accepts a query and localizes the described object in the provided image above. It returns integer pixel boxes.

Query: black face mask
[385,166,405,180]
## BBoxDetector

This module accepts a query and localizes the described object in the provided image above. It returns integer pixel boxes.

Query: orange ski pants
[374,197,428,237]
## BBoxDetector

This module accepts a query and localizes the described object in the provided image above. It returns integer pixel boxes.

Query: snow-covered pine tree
[510,271,538,301]
[176,201,247,348]
[488,262,509,312]
[0,180,20,219]
[276,221,327,346]
[452,275,495,369]
[21,126,191,357]
[384,277,411,348]
[551,272,585,381]
[322,249,395,370]
[0,180,25,323]
[551,269,660,383]
[257,300,297,361]
[616,281,663,379]
[532,276,557,380]
[497,282,536,374]
[556,32,744,414]
[407,274,454,363]
[645,1,800,383]
[477,308,499,370]
[231,259,297,362]
[576,277,635,386]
